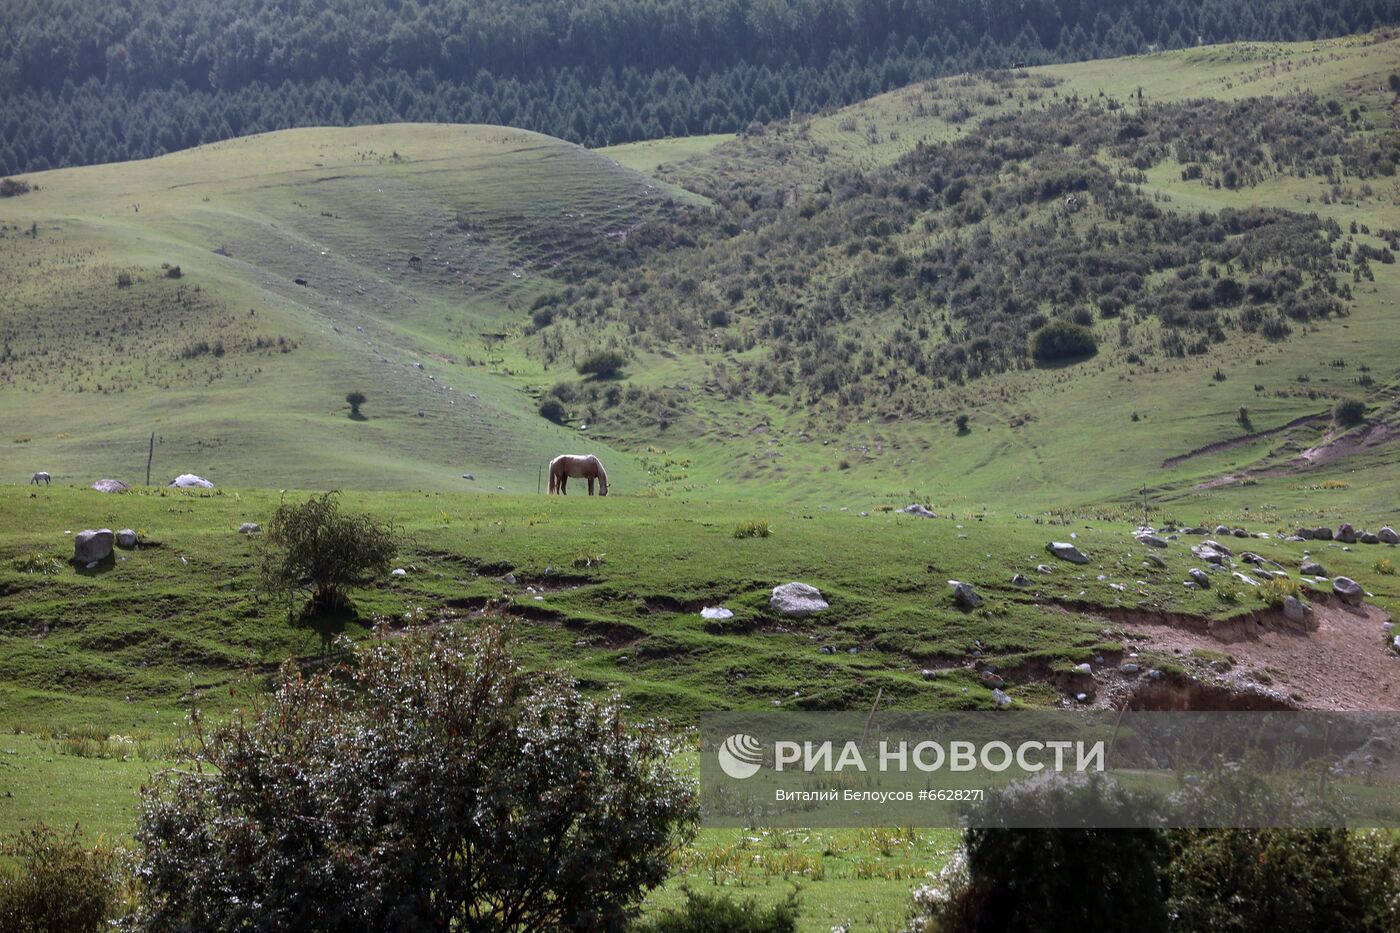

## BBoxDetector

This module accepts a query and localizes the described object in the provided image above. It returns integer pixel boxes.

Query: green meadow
[2,29,1400,931]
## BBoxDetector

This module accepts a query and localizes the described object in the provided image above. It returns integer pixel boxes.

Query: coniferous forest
[2,0,1398,176]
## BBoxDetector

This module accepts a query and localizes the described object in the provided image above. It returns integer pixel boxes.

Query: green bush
[634,888,799,933]
[734,520,771,538]
[344,390,366,416]
[134,627,696,931]
[578,349,627,380]
[539,396,569,423]
[1030,321,1098,364]
[0,823,130,932]
[258,491,398,613]
[1334,398,1367,427]
[1168,829,1400,931]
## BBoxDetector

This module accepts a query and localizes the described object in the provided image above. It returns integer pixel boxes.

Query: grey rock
[1332,576,1365,606]
[391,568,407,577]
[980,671,1005,689]
[771,582,829,616]
[1300,559,1328,577]
[1120,663,1141,675]
[701,606,734,620]
[991,689,1012,707]
[90,479,131,493]
[921,668,936,680]
[1047,541,1089,564]
[1183,527,1209,535]
[1136,533,1168,548]
[899,504,937,518]
[169,473,214,489]
[1337,523,1358,544]
[1011,574,1032,587]
[950,580,982,608]
[1202,539,1233,556]
[1189,568,1211,588]
[1232,527,1250,538]
[115,529,138,549]
[1379,526,1400,545]
[1215,525,1232,536]
[1361,532,1381,545]
[462,473,475,481]
[501,572,517,585]
[238,522,260,534]
[1144,553,1169,569]
[1313,527,1334,541]
[73,529,114,564]
[1193,546,1227,565]
[1295,527,1315,540]
[1282,596,1314,625]
[1036,564,1054,574]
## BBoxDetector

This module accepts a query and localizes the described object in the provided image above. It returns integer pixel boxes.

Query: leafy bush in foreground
[133,627,696,932]
[1334,397,1367,426]
[0,823,131,932]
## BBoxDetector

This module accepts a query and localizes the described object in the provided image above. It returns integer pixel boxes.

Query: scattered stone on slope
[1011,574,1031,587]
[90,479,131,493]
[1183,526,1209,535]
[701,606,734,620]
[169,474,214,489]
[115,529,137,549]
[1380,527,1400,545]
[1036,564,1054,574]
[391,568,407,577]
[771,582,829,616]
[980,671,1004,689]
[1202,539,1233,557]
[73,529,114,564]
[1144,553,1169,569]
[1192,545,1226,565]
[899,504,937,518]
[1136,532,1168,548]
[1282,596,1315,627]
[238,522,260,534]
[991,689,1012,707]
[1361,532,1381,545]
[1337,523,1358,544]
[1300,559,1328,577]
[1215,525,1231,536]
[1046,541,1088,564]
[1188,568,1210,588]
[1332,576,1365,607]
[949,580,982,608]
[1312,527,1334,541]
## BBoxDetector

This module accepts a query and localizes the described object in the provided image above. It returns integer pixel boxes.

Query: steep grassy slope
[578,31,1400,509]
[0,124,692,491]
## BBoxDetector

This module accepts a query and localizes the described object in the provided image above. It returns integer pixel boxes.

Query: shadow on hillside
[71,558,116,577]
[294,603,359,653]
[348,411,368,422]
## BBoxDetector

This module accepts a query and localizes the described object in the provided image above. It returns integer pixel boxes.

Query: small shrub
[635,887,799,933]
[1258,576,1300,607]
[12,552,63,574]
[115,272,132,288]
[0,177,32,197]
[734,520,772,539]
[1376,558,1395,576]
[577,350,627,380]
[258,491,398,614]
[345,391,367,416]
[1031,320,1097,364]
[1334,398,1367,426]
[955,413,970,434]
[539,397,568,423]
[0,823,131,932]
[164,265,182,279]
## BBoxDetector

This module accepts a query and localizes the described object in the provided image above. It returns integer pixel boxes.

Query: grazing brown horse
[548,454,608,496]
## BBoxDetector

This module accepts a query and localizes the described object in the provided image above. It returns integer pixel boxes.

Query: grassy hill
[3,33,1400,931]
[0,123,693,492]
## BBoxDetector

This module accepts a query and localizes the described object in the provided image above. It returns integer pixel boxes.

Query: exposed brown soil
[1070,597,1399,711]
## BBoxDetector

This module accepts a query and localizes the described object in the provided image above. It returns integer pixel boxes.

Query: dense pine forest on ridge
[2,0,1398,175]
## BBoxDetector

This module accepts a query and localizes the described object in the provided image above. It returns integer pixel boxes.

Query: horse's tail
[595,458,608,494]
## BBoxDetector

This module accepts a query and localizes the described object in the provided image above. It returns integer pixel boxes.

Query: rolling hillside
[0,124,692,491]
[2,32,1399,514]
